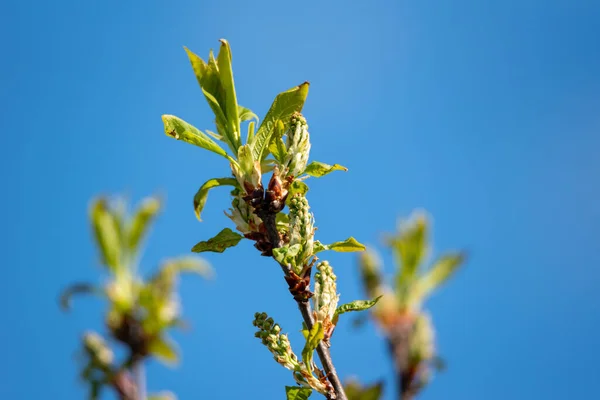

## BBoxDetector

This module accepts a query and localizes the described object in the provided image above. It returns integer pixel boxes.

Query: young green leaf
[333,295,383,325]
[238,105,259,123]
[90,199,122,271]
[392,213,429,283]
[414,252,465,301]
[60,283,104,311]
[162,115,230,159]
[127,196,161,251]
[272,244,302,266]
[303,161,348,178]
[161,256,214,279]
[246,121,256,144]
[252,82,310,161]
[344,380,384,400]
[217,39,241,150]
[193,177,238,221]
[286,386,313,400]
[286,181,309,204]
[148,337,179,365]
[191,228,244,253]
[314,237,366,253]
[301,322,324,375]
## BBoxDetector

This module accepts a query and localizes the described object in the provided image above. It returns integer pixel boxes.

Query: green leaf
[161,256,214,279]
[127,196,161,251]
[303,161,348,177]
[90,198,122,271]
[148,337,179,365]
[413,252,464,301]
[286,386,313,400]
[191,228,244,253]
[246,121,256,144]
[392,213,429,283]
[268,120,287,163]
[302,322,323,375]
[286,181,309,205]
[59,283,103,311]
[314,237,366,253]
[193,178,238,221]
[345,380,384,400]
[252,82,310,161]
[238,105,259,123]
[162,114,230,159]
[272,244,301,266]
[217,39,241,150]
[333,295,383,325]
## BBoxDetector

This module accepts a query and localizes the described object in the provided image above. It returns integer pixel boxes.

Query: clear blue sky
[2,0,599,399]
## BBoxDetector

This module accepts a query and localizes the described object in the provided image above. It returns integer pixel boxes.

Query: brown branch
[256,202,348,400]
[387,319,419,400]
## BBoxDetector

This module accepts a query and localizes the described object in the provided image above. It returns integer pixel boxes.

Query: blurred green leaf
[345,380,384,400]
[127,197,161,251]
[413,253,464,302]
[314,237,366,253]
[149,336,179,365]
[90,199,122,271]
[252,82,310,161]
[302,322,323,375]
[193,178,238,221]
[392,213,428,284]
[286,386,313,400]
[162,114,230,159]
[60,283,103,311]
[148,392,177,400]
[304,161,347,177]
[333,295,383,325]
[161,256,214,279]
[191,228,244,253]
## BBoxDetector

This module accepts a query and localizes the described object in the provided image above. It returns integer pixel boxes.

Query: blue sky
[2,0,600,399]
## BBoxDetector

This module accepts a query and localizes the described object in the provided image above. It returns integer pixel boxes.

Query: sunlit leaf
[286,386,313,400]
[272,244,302,266]
[90,199,122,271]
[127,197,161,251]
[162,114,230,159]
[333,296,383,325]
[217,39,241,149]
[161,256,214,279]
[314,237,366,253]
[412,253,464,303]
[60,283,104,311]
[252,82,310,161]
[193,178,238,221]
[285,180,309,205]
[148,337,179,365]
[303,161,348,178]
[238,105,259,123]
[191,228,244,253]
[268,120,287,163]
[301,322,323,375]
[391,212,429,284]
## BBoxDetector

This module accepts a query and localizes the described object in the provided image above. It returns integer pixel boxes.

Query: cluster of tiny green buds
[253,312,301,371]
[253,312,330,395]
[313,261,340,333]
[283,112,311,178]
[83,331,114,368]
[288,194,315,273]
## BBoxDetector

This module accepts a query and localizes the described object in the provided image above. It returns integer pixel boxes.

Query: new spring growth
[83,331,114,370]
[288,194,315,274]
[253,312,330,395]
[282,112,311,179]
[313,261,340,343]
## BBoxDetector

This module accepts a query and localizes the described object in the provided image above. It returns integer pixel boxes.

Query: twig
[258,206,348,400]
[387,319,417,400]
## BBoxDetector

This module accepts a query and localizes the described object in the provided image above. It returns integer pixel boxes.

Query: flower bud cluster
[288,194,315,274]
[252,312,300,371]
[313,261,339,327]
[283,113,311,178]
[225,190,262,235]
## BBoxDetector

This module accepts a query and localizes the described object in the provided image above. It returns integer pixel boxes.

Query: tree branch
[257,205,348,400]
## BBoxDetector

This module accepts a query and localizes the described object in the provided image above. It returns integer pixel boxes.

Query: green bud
[313,261,339,326]
[288,194,315,273]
